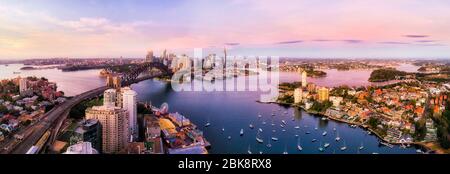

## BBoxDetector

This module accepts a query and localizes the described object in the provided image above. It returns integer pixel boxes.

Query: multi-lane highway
[5,86,108,154]
[1,72,166,154]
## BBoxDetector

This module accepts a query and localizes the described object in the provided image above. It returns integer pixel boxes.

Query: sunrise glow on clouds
[1,0,450,59]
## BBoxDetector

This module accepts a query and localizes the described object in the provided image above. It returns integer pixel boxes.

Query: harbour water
[0,63,421,154]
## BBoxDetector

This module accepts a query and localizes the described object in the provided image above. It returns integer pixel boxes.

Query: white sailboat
[340,140,347,151]
[359,142,365,150]
[335,131,341,141]
[247,145,252,154]
[318,142,324,152]
[297,138,303,151]
[324,143,330,148]
[205,118,211,127]
[240,129,244,136]
[258,128,263,132]
[267,137,272,148]
[249,123,254,129]
[283,144,288,154]
[322,131,327,136]
[256,131,264,143]
[271,137,279,141]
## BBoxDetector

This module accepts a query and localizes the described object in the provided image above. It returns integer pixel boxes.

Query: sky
[1,0,450,59]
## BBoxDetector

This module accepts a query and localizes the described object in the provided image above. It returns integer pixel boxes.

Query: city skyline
[1,0,450,59]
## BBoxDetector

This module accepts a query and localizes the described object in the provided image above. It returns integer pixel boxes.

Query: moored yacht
[359,142,365,150]
[340,140,347,151]
[297,138,303,151]
[335,132,341,141]
[256,132,264,143]
[318,142,324,152]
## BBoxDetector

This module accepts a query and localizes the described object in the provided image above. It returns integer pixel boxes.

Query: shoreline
[257,100,439,153]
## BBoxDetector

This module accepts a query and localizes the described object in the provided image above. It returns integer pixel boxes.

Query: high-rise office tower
[73,119,101,152]
[224,47,227,65]
[318,87,330,102]
[162,49,167,59]
[146,50,154,63]
[86,91,129,154]
[121,87,138,139]
[302,70,308,88]
[103,89,117,108]
[19,77,28,95]
[294,88,303,104]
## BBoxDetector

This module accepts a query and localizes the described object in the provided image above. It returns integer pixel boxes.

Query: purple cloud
[379,41,410,45]
[275,40,303,45]
[416,40,436,43]
[224,43,240,46]
[341,39,363,43]
[404,35,429,38]
[312,39,334,42]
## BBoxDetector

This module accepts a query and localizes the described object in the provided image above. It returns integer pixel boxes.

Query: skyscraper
[162,49,167,59]
[103,89,117,108]
[318,87,329,102]
[73,119,101,153]
[294,88,303,104]
[223,47,227,68]
[86,91,129,154]
[121,87,138,139]
[146,50,154,63]
[19,77,28,95]
[302,70,307,88]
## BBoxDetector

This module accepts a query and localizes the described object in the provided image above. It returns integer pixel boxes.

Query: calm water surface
[0,63,421,154]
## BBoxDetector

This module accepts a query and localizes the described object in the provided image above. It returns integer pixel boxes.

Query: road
[1,72,165,154]
[3,86,108,154]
